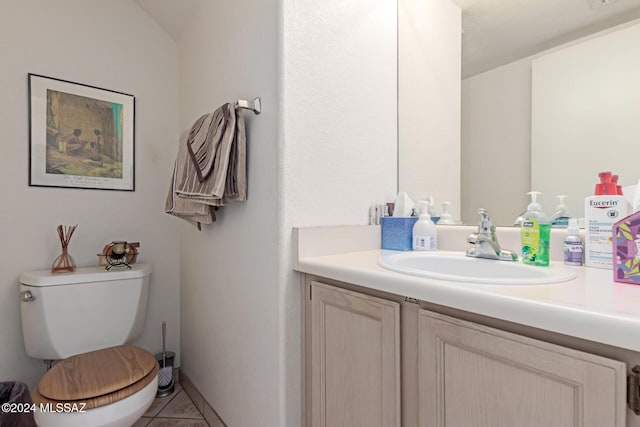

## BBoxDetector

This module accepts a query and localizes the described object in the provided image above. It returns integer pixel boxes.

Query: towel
[164,132,216,229]
[165,103,247,229]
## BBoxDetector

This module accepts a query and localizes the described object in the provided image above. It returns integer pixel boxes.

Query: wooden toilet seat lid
[37,345,157,402]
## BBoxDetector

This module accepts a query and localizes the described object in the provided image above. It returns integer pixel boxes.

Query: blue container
[381,217,418,251]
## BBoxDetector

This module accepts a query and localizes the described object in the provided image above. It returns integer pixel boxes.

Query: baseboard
[179,369,227,427]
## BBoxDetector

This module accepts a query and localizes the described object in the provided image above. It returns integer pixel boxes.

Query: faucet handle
[477,208,493,236]
[467,208,517,261]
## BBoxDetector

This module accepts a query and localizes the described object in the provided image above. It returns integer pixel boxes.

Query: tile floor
[133,383,209,427]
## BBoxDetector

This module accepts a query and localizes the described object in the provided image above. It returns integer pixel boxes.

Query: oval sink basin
[379,251,577,284]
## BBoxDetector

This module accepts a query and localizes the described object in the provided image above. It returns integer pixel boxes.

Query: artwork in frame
[28,73,135,191]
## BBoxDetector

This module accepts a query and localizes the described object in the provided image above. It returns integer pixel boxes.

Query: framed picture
[28,74,135,191]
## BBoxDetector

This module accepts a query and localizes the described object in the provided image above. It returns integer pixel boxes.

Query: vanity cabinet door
[308,281,400,427]
[418,309,626,427]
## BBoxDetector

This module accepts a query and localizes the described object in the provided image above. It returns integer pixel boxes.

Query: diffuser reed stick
[51,224,78,273]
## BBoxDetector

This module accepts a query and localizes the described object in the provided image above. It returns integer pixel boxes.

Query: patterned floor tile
[132,417,152,426]
[146,418,209,427]
[158,390,204,419]
[143,384,183,417]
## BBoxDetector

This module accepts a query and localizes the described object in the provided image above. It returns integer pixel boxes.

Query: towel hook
[235,97,261,115]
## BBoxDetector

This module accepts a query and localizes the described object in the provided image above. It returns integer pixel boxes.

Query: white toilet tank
[19,263,152,360]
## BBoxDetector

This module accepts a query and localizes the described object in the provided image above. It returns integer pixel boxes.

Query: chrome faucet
[466,209,518,261]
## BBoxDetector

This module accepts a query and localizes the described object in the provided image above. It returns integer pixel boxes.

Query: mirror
[531,22,640,222]
[399,0,640,226]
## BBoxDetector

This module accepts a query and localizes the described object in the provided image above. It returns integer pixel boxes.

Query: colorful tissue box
[381,217,418,251]
[613,212,640,285]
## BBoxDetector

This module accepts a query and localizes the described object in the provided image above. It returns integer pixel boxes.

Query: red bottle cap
[595,183,604,195]
[596,171,616,195]
[612,175,623,195]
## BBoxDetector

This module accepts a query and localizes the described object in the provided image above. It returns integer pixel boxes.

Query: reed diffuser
[51,225,77,273]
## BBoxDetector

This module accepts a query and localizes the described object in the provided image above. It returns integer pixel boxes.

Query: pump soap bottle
[413,201,437,251]
[550,195,570,227]
[520,191,550,266]
[436,201,456,225]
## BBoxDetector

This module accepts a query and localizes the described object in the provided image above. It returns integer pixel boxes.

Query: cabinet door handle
[629,365,640,415]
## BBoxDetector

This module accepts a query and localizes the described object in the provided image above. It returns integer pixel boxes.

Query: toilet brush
[157,321,174,396]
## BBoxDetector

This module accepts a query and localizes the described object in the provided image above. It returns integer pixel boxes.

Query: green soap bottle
[520,191,550,266]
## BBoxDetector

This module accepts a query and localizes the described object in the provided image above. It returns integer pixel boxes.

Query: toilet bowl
[31,345,158,427]
[19,264,155,427]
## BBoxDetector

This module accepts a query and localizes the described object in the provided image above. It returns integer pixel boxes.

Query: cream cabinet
[418,310,627,427]
[304,275,636,426]
[306,281,400,427]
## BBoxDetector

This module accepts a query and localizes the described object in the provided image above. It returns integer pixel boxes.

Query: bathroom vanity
[295,226,640,427]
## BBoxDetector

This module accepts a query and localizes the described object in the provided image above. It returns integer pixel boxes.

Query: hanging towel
[223,108,247,202]
[164,130,216,229]
[165,103,247,229]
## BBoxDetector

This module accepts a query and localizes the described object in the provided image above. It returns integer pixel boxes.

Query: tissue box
[613,212,640,285]
[381,217,418,251]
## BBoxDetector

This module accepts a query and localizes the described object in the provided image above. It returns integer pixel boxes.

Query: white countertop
[295,243,640,352]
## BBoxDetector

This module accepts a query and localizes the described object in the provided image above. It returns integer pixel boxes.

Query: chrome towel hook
[235,97,261,114]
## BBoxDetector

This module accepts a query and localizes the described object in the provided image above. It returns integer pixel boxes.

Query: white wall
[282,0,398,227]
[281,1,397,425]
[399,0,461,219]
[178,0,397,425]
[0,0,180,388]
[461,58,531,225]
[177,1,281,426]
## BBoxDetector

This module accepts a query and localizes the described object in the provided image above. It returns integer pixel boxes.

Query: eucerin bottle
[584,172,630,269]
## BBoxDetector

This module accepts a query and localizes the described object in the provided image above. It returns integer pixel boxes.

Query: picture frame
[28,73,135,191]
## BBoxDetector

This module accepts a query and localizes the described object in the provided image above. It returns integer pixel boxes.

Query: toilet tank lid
[19,263,152,287]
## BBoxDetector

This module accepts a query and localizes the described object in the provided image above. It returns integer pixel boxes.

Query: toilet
[19,263,156,427]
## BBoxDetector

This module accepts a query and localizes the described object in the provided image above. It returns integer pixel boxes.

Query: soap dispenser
[436,201,456,225]
[550,195,570,227]
[427,195,439,223]
[520,191,550,266]
[413,200,437,251]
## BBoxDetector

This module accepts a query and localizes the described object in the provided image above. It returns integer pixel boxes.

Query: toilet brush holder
[155,321,175,397]
[155,351,175,397]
